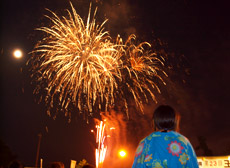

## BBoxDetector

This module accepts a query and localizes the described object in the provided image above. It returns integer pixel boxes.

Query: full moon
[13,49,23,59]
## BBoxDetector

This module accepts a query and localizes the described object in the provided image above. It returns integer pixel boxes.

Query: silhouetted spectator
[8,160,23,168]
[196,136,213,156]
[82,164,95,168]
[49,162,65,168]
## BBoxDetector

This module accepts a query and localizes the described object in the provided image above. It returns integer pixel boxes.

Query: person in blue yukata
[132,105,199,168]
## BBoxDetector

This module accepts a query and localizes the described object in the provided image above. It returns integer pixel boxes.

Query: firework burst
[29,3,167,119]
[29,3,122,119]
[115,34,167,117]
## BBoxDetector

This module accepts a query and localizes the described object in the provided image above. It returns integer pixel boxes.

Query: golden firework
[117,34,167,116]
[30,3,122,118]
[29,3,167,119]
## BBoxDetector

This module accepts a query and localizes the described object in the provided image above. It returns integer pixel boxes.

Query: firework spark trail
[93,120,114,168]
[29,2,167,119]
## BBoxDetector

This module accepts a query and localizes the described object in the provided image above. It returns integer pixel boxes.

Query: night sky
[1,0,230,167]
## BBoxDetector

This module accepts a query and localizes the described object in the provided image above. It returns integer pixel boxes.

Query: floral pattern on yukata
[132,131,199,168]
[179,153,189,165]
[136,142,144,156]
[178,136,188,145]
[152,134,161,138]
[144,154,153,162]
[137,154,145,164]
[162,159,168,167]
[152,159,163,168]
[164,135,175,141]
[167,140,184,156]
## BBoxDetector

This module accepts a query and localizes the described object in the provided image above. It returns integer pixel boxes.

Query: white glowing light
[119,150,127,158]
[13,49,23,59]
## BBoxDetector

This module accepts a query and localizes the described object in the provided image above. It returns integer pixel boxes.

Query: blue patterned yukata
[132,131,199,168]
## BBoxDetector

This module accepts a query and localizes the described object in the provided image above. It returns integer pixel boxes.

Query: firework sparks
[29,3,167,119]
[115,34,167,116]
[92,120,114,168]
[29,3,122,119]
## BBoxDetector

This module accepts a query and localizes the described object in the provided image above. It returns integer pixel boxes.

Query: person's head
[49,162,65,168]
[8,160,23,168]
[152,105,180,132]
[82,164,95,168]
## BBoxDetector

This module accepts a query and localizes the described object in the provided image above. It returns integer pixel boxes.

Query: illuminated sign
[197,155,230,168]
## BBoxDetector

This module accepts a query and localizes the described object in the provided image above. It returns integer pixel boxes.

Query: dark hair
[152,105,180,132]
[49,162,65,168]
[8,160,23,168]
[82,165,95,168]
